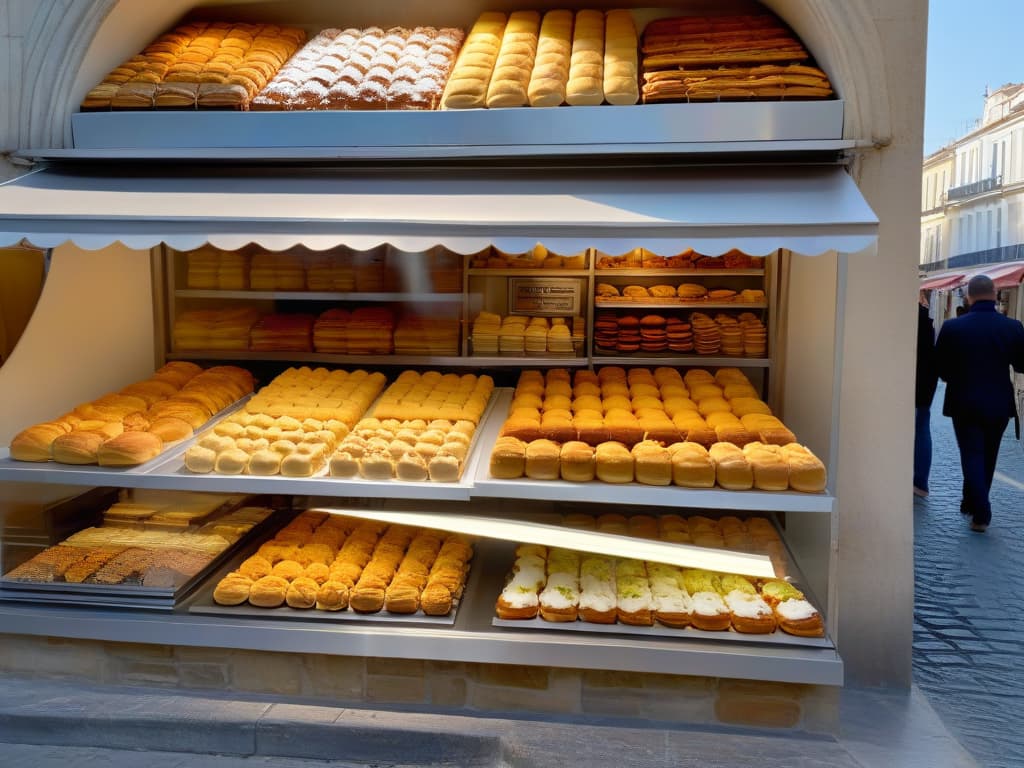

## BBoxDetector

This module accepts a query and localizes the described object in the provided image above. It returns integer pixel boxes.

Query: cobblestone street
[913,383,1024,768]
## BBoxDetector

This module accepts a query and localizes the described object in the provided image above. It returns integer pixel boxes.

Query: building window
[997,208,1003,248]
[987,210,993,249]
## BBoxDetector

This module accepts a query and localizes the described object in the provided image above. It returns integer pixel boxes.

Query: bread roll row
[444,9,639,108]
[490,436,826,492]
[213,510,473,615]
[9,362,254,467]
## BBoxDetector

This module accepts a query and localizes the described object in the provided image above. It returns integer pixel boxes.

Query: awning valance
[920,272,966,291]
[965,261,1024,289]
[0,164,878,256]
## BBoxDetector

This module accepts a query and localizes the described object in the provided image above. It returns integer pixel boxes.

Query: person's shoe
[970,521,989,533]
[913,486,929,498]
[959,501,971,517]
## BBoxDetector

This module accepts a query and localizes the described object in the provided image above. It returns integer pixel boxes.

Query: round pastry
[315,580,350,611]
[428,454,461,483]
[285,576,320,609]
[9,422,71,462]
[238,555,273,580]
[214,448,250,475]
[213,574,253,606]
[271,559,305,581]
[304,562,331,585]
[280,452,316,478]
[247,449,282,476]
[183,445,217,474]
[121,411,151,432]
[248,575,289,608]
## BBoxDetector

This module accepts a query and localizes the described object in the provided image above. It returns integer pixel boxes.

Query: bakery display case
[0,0,892,697]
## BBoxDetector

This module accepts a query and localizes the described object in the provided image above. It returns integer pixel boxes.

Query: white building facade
[921,83,1024,271]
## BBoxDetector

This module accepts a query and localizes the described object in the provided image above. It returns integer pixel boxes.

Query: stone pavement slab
[0,675,975,768]
[913,383,1024,768]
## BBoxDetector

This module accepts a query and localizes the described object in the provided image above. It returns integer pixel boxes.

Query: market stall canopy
[0,164,878,256]
[920,272,967,291]
[964,261,1024,289]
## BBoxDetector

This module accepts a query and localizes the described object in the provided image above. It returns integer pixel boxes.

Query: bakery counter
[0,535,842,685]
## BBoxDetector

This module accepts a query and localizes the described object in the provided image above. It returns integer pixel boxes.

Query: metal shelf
[165,351,469,367]
[591,355,771,368]
[594,301,767,310]
[594,269,765,277]
[466,270,591,277]
[175,290,461,303]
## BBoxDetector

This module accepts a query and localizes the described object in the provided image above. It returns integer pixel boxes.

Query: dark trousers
[952,416,1009,525]
[913,406,932,492]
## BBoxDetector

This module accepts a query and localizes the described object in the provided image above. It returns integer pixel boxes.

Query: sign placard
[508,278,582,316]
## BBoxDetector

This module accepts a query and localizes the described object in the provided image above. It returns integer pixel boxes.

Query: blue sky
[925,0,1023,155]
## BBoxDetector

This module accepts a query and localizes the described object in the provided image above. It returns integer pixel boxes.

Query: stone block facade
[0,633,840,735]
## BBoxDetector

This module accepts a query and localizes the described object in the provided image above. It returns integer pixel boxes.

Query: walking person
[935,275,1024,532]
[914,290,938,497]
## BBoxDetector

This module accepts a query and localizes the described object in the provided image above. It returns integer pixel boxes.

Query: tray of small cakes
[188,509,476,625]
[490,511,830,648]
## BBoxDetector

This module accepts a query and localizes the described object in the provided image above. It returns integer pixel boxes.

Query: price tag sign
[508,278,582,316]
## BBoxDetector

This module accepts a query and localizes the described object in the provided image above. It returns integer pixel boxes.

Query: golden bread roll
[528,9,573,107]
[781,443,827,492]
[396,451,430,482]
[285,576,320,609]
[51,431,106,465]
[350,586,386,613]
[631,440,671,486]
[490,436,527,479]
[603,9,639,105]
[213,574,253,606]
[708,442,753,490]
[147,416,193,443]
[97,431,164,467]
[443,11,507,108]
[238,555,273,580]
[359,452,395,480]
[315,580,350,611]
[524,438,561,480]
[281,451,317,478]
[566,9,604,105]
[9,422,70,462]
[248,575,289,608]
[559,440,596,482]
[595,441,633,483]
[486,10,541,107]
[329,450,359,478]
[743,441,790,491]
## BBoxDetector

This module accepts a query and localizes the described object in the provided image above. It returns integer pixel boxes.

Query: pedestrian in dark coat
[914,291,938,497]
[935,275,1024,532]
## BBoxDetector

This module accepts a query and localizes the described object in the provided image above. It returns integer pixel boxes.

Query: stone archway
[14,0,892,152]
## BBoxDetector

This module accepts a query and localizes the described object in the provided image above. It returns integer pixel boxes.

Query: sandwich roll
[51,431,106,465]
[443,12,508,109]
[486,10,541,108]
[528,9,573,107]
[603,9,639,105]
[781,443,828,492]
[97,431,164,467]
[708,442,753,490]
[595,440,633,484]
[565,9,605,105]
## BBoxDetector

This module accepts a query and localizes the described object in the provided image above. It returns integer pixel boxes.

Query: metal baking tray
[0,499,284,611]
[186,527,482,627]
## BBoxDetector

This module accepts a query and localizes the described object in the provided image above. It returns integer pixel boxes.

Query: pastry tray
[472,389,835,513]
[0,502,285,611]
[185,528,483,627]
[0,390,500,502]
[491,614,831,649]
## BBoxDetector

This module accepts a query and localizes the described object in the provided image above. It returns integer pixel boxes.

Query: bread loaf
[603,10,639,105]
[528,10,573,107]
[490,435,527,479]
[443,12,507,108]
[565,10,604,105]
[525,438,561,480]
[631,440,671,486]
[743,441,790,491]
[97,431,164,467]
[781,443,827,492]
[595,440,633,483]
[668,442,716,488]
[9,422,70,462]
[486,10,540,107]
[51,431,106,465]
[708,442,753,490]
[559,440,596,482]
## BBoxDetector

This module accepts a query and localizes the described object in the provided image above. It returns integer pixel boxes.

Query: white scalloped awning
[0,164,877,256]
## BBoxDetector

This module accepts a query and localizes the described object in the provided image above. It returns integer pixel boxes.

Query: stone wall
[0,634,839,734]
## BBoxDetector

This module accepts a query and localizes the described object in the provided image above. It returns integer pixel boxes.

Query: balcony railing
[921,243,1024,272]
[946,175,1002,202]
